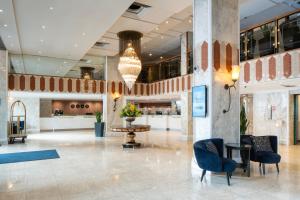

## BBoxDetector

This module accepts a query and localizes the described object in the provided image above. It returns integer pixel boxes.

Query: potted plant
[95,112,105,137]
[240,104,249,135]
[120,102,142,126]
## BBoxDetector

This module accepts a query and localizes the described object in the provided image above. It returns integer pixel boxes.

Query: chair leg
[226,172,231,186]
[200,170,206,182]
[276,163,279,174]
[262,163,266,175]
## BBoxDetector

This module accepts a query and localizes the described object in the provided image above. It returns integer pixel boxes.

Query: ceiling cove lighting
[117,31,143,91]
[0,9,3,13]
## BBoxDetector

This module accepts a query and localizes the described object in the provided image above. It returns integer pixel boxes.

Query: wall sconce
[112,93,120,112]
[223,65,240,114]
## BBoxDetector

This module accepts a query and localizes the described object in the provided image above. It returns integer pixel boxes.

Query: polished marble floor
[0,130,300,200]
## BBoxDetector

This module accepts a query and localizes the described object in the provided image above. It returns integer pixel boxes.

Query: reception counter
[40,115,96,131]
[131,115,181,131]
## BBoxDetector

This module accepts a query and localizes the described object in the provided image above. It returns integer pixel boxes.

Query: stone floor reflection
[0,130,300,200]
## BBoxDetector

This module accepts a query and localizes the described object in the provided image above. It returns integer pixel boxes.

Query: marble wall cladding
[252,92,289,144]
[193,0,239,144]
[104,56,124,131]
[8,97,40,133]
[0,50,8,143]
[180,92,193,139]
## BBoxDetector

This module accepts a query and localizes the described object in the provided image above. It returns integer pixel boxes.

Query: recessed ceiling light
[64,61,68,64]
[0,9,3,13]
[155,27,159,30]
[49,6,54,10]
[188,19,192,23]
[160,56,163,59]
[82,32,86,36]
[165,21,169,24]
[74,43,78,47]
[3,24,8,27]
[41,25,46,30]
[38,50,42,54]
[149,53,152,56]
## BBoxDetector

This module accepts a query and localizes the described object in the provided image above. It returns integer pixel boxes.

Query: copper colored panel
[76,79,81,93]
[244,62,250,83]
[92,80,96,93]
[283,53,291,78]
[134,84,138,95]
[100,81,104,93]
[187,75,191,90]
[140,84,144,95]
[176,78,179,92]
[162,81,165,93]
[40,76,45,91]
[171,79,174,92]
[84,79,89,92]
[167,80,169,93]
[20,75,25,91]
[111,81,115,94]
[226,44,232,72]
[59,78,64,92]
[201,41,208,71]
[213,40,220,71]
[49,77,55,92]
[118,82,123,94]
[30,76,35,91]
[154,83,157,94]
[269,56,276,80]
[181,77,185,91]
[8,74,14,90]
[146,84,149,95]
[256,60,262,81]
[158,82,161,94]
[68,79,72,92]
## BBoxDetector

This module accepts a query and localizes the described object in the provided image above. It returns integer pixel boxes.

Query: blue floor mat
[0,149,60,164]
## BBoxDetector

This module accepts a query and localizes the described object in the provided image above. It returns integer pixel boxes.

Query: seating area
[194,135,281,186]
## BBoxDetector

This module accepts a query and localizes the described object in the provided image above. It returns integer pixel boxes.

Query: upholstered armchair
[241,135,281,175]
[193,138,237,186]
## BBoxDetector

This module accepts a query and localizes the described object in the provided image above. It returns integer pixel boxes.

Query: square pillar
[0,50,8,144]
[193,0,240,143]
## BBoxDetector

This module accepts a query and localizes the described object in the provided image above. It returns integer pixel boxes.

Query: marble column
[193,0,240,143]
[103,56,124,133]
[180,32,193,139]
[0,50,8,144]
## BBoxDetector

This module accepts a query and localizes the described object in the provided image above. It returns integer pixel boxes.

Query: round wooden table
[111,125,150,148]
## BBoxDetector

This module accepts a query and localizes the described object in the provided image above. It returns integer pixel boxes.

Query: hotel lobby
[1,0,300,199]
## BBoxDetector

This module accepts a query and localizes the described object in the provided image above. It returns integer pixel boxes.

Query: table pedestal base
[122,132,141,148]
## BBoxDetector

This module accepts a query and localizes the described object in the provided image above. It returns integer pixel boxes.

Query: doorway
[293,95,300,144]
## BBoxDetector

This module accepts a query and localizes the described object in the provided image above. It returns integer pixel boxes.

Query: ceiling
[0,0,299,77]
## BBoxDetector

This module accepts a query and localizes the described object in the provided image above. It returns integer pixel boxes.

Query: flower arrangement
[120,102,142,118]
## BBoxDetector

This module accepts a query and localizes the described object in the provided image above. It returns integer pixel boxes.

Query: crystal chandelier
[118,43,141,90]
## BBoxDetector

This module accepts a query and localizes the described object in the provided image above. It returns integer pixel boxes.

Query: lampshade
[231,65,240,82]
[118,44,142,90]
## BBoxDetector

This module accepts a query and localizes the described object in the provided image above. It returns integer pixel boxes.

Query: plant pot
[95,122,105,137]
[125,117,135,127]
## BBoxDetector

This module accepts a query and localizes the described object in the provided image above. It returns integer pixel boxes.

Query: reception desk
[40,115,96,131]
[131,115,181,131]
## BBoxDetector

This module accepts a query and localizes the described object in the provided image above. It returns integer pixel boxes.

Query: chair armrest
[194,147,223,172]
[269,136,278,153]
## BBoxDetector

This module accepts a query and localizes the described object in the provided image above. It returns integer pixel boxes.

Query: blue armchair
[241,135,281,175]
[193,138,237,186]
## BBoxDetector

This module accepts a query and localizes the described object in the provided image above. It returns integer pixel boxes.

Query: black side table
[225,143,252,177]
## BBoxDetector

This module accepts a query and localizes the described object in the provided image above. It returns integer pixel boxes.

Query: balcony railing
[241,11,300,61]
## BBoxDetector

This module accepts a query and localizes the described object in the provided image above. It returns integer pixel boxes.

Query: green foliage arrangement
[120,102,142,118]
[95,112,102,123]
[240,104,249,135]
